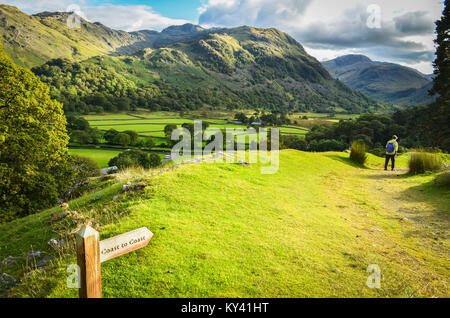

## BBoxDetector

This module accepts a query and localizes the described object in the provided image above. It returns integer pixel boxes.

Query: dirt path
[340,167,449,296]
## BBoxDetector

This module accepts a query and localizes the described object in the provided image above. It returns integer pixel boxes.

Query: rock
[27,251,41,259]
[36,255,53,269]
[401,217,409,221]
[48,238,66,249]
[122,182,147,192]
[0,257,22,266]
[122,184,133,192]
[101,166,118,175]
[48,211,71,224]
[0,273,17,288]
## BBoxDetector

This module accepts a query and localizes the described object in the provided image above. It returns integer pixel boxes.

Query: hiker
[385,135,399,171]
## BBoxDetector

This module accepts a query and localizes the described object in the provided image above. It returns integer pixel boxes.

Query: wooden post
[76,225,102,298]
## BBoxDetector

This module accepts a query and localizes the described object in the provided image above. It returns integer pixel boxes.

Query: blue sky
[90,0,202,21]
[1,0,445,73]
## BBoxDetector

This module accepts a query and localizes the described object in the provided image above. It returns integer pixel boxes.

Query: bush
[434,170,450,187]
[309,139,348,152]
[69,155,101,183]
[350,141,368,165]
[408,151,443,174]
[113,133,131,147]
[280,135,307,150]
[109,150,161,170]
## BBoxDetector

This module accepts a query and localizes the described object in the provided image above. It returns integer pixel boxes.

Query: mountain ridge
[322,54,437,106]
[1,5,385,113]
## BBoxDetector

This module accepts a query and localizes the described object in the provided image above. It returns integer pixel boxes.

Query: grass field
[1,151,448,298]
[69,149,122,168]
[69,148,167,168]
[84,111,309,139]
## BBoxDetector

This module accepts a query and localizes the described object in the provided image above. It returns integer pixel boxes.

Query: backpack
[386,142,396,153]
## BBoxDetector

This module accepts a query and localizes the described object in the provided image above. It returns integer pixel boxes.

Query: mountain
[0,5,151,68]
[322,54,437,107]
[1,5,386,113]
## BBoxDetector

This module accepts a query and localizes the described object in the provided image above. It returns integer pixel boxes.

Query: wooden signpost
[76,225,153,298]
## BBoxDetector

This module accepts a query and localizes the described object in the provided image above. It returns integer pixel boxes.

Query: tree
[430,0,449,101]
[145,137,156,149]
[109,150,160,169]
[164,124,178,137]
[123,130,139,145]
[104,129,119,144]
[0,37,70,222]
[280,135,307,150]
[113,133,131,147]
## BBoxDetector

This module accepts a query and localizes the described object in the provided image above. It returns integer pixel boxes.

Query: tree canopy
[0,37,70,222]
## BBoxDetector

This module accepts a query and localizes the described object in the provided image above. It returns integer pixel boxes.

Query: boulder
[27,251,41,259]
[0,273,17,288]
[0,256,22,266]
[101,166,118,175]
[48,238,66,249]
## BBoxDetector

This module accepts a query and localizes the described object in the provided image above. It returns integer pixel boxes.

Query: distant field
[85,111,311,138]
[69,149,122,168]
[69,148,167,167]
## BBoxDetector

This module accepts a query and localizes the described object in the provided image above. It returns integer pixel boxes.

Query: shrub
[408,151,443,174]
[309,139,347,152]
[350,141,368,165]
[113,133,131,147]
[109,150,161,170]
[280,135,307,150]
[149,154,162,167]
[69,154,101,182]
[434,170,450,187]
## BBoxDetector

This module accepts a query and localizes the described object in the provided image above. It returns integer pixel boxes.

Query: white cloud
[2,0,190,31]
[198,0,313,28]
[198,0,444,74]
[83,5,190,32]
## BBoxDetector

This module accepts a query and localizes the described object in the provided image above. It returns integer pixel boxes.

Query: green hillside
[0,5,152,69]
[1,151,448,298]
[322,55,437,107]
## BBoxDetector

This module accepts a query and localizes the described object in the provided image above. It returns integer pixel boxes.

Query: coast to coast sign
[76,225,153,298]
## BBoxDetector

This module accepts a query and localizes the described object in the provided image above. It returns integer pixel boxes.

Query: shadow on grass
[362,171,410,180]
[324,154,370,169]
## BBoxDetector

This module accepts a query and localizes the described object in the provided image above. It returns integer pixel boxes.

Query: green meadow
[1,151,448,298]
[84,111,309,141]
[68,149,123,168]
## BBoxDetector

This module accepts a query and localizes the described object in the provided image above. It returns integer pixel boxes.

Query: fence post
[76,225,102,298]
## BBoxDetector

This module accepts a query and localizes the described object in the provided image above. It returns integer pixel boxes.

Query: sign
[99,227,153,263]
[75,225,153,298]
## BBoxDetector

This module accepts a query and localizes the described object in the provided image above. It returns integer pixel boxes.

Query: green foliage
[68,154,101,183]
[430,0,449,102]
[0,37,70,222]
[113,133,131,147]
[408,151,443,174]
[350,141,368,165]
[104,129,119,144]
[108,150,161,170]
[309,139,348,152]
[145,137,156,149]
[280,135,307,151]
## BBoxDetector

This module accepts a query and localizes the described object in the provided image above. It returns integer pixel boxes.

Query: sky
[1,0,445,74]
